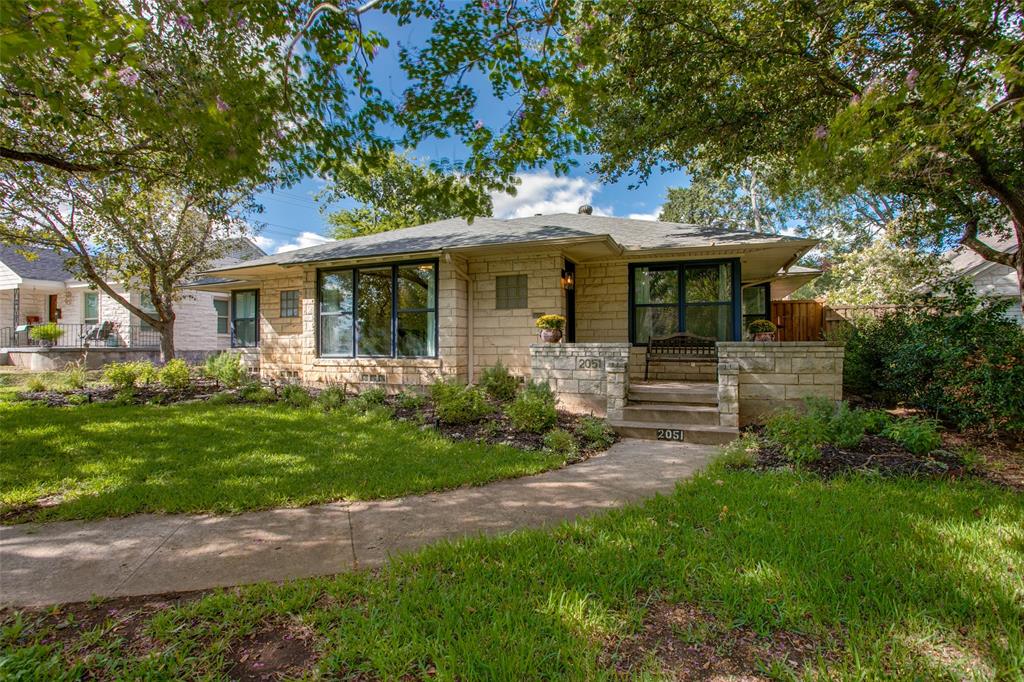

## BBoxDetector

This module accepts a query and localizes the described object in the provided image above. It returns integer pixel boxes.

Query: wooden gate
[771,300,824,341]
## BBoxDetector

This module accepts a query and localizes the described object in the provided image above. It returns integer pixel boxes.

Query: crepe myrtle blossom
[850,93,861,105]
[117,66,140,87]
[176,15,192,30]
[215,95,230,112]
[538,86,551,97]
[905,68,919,90]
[371,45,381,57]
[474,119,485,130]
[813,125,828,141]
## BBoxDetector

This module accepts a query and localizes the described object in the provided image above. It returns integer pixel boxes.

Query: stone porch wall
[530,342,631,416]
[717,342,845,426]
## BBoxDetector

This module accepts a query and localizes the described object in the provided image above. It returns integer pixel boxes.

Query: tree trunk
[158,323,175,363]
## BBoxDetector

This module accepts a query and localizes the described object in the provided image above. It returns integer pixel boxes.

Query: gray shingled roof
[0,244,74,282]
[206,214,815,273]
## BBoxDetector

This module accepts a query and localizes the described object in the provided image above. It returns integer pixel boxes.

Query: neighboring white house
[932,234,1023,326]
[0,239,266,354]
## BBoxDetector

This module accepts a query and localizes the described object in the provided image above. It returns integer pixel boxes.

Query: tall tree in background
[658,163,791,233]
[322,152,492,239]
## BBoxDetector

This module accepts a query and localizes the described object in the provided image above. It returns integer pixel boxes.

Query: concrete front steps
[609,381,739,445]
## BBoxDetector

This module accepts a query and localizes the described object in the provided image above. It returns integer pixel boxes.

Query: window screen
[495,274,528,309]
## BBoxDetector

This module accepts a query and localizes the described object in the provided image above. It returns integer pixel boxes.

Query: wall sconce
[560,269,575,291]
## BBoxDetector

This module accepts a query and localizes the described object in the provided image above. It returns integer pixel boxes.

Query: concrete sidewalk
[0,440,717,607]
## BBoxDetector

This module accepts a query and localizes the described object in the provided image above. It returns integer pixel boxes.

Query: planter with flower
[748,319,777,342]
[29,322,65,349]
[535,314,566,343]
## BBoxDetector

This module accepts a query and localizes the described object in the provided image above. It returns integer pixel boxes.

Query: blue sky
[251,6,690,254]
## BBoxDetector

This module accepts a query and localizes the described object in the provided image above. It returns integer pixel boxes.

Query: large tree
[658,163,793,233]
[322,151,492,238]
[537,0,1024,311]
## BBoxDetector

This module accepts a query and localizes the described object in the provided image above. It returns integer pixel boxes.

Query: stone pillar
[718,361,739,428]
[606,358,628,421]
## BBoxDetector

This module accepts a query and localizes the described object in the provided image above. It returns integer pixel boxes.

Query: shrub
[882,417,942,455]
[747,319,777,334]
[317,386,347,411]
[842,281,1024,432]
[63,363,87,390]
[240,383,275,404]
[543,428,578,457]
[480,361,518,402]
[430,381,491,424]
[207,391,237,406]
[577,415,615,450]
[156,359,191,390]
[203,352,248,388]
[397,390,426,410]
[861,409,892,435]
[718,433,759,469]
[764,398,872,464]
[28,322,64,343]
[280,383,312,408]
[956,446,983,473]
[506,381,557,433]
[360,387,388,406]
[103,361,155,391]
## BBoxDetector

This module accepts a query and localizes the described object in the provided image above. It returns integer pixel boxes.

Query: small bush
[861,409,892,434]
[543,428,578,457]
[718,433,759,469]
[63,363,87,390]
[506,381,557,433]
[956,446,983,473]
[157,359,191,391]
[765,408,825,464]
[882,416,942,455]
[397,390,426,410]
[109,389,136,406]
[280,383,312,408]
[577,415,615,450]
[360,387,388,406]
[25,376,48,393]
[829,401,867,449]
[431,381,491,424]
[104,361,155,391]
[28,322,64,343]
[66,393,89,406]
[317,386,347,411]
[240,383,275,404]
[203,352,248,388]
[480,361,518,402]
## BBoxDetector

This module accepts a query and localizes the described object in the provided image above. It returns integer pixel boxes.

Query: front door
[564,260,576,343]
[48,294,59,322]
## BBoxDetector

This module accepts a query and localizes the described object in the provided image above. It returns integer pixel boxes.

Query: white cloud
[274,231,332,254]
[491,173,611,219]
[627,209,661,222]
[250,235,275,251]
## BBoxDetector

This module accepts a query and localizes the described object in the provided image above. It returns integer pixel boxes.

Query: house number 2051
[656,429,685,441]
[577,358,604,370]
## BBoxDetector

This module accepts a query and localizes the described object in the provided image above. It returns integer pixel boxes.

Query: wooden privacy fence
[769,301,919,341]
[770,300,824,341]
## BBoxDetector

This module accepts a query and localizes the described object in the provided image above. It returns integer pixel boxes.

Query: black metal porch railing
[0,323,161,349]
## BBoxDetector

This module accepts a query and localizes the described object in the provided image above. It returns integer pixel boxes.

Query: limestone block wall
[468,252,564,379]
[529,342,631,415]
[717,342,845,425]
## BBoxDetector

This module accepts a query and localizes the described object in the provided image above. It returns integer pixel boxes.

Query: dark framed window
[496,274,528,309]
[741,284,771,337]
[231,289,259,348]
[317,260,438,358]
[628,260,740,344]
[280,290,300,318]
[213,299,229,334]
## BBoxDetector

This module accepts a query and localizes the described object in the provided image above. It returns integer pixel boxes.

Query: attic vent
[578,204,593,215]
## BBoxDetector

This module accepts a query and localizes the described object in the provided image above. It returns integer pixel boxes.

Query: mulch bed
[17,378,224,407]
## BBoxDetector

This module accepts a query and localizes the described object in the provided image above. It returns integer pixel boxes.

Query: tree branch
[0,146,104,173]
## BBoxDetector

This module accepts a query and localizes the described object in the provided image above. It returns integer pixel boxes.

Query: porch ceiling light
[561,269,575,291]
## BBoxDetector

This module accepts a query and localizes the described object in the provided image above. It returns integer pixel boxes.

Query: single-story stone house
[197,210,843,442]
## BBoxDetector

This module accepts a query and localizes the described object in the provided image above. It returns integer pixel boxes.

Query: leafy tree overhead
[323,151,492,239]
[546,0,1024,311]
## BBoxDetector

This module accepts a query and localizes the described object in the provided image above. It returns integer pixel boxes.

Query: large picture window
[231,290,259,348]
[318,261,437,358]
[630,261,738,344]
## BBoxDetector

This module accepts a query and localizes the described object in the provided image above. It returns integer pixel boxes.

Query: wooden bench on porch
[644,332,718,380]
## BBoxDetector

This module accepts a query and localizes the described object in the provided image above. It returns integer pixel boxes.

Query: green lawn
[2,464,1021,679]
[0,399,564,523]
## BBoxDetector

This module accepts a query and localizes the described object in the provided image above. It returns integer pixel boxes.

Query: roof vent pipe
[578,204,593,215]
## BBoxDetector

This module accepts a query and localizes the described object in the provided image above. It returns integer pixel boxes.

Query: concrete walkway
[0,440,717,607]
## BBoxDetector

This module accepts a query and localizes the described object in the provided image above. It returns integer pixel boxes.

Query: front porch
[530,341,845,442]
